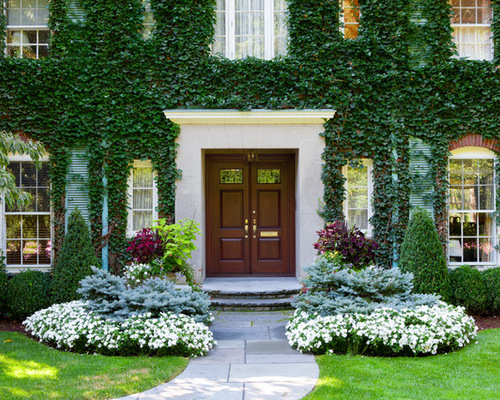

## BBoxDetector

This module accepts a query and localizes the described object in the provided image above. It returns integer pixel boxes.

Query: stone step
[205,289,298,300]
[202,277,301,311]
[210,297,295,311]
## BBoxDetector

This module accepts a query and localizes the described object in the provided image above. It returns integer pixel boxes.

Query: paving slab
[246,340,298,354]
[245,382,317,400]
[246,353,316,364]
[229,363,319,383]
[215,340,245,349]
[211,326,271,341]
[189,347,245,364]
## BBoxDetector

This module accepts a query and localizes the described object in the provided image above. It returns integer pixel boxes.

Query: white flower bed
[286,302,477,356]
[24,301,216,357]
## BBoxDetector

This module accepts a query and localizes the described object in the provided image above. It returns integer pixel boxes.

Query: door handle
[253,218,257,238]
[244,219,248,238]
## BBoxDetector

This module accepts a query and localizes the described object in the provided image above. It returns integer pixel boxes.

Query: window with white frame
[127,161,157,236]
[448,148,497,265]
[344,160,373,234]
[142,0,155,39]
[6,0,50,59]
[1,158,51,271]
[341,0,359,40]
[450,0,493,61]
[212,0,288,59]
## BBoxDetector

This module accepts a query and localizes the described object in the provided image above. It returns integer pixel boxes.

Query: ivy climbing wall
[0,0,499,270]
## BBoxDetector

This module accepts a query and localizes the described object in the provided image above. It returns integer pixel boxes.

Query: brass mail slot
[260,231,279,237]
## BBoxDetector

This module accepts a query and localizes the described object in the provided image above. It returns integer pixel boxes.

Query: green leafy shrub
[313,221,379,269]
[0,269,9,315]
[294,253,439,316]
[483,268,500,315]
[447,265,489,315]
[7,270,51,320]
[152,218,201,287]
[51,209,99,304]
[399,209,448,296]
[78,267,212,324]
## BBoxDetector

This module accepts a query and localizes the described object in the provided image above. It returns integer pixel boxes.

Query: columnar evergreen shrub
[294,253,439,316]
[7,270,51,320]
[314,221,378,268]
[399,209,448,296]
[51,209,99,304]
[483,268,500,315]
[78,267,212,324]
[447,265,489,315]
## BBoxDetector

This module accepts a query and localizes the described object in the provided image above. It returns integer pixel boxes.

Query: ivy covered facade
[0,0,499,281]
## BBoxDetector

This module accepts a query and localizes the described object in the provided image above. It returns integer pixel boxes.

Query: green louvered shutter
[409,137,434,215]
[65,147,89,230]
[67,0,86,23]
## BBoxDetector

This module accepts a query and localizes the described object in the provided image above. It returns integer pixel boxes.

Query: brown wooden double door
[206,153,295,276]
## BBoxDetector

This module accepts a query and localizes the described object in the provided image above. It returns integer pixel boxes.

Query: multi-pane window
[6,0,50,59]
[344,160,372,234]
[127,161,157,235]
[2,160,51,271]
[142,0,155,39]
[451,0,493,61]
[448,154,496,265]
[212,0,288,59]
[341,0,359,39]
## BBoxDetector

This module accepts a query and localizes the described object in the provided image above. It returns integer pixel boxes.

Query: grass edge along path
[305,329,500,399]
[0,331,188,399]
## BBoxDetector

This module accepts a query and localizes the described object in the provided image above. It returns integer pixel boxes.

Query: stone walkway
[116,311,318,400]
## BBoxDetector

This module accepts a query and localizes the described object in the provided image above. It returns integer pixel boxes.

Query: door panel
[206,153,294,276]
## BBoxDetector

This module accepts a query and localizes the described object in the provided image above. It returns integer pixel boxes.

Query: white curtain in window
[235,0,265,59]
[132,167,154,231]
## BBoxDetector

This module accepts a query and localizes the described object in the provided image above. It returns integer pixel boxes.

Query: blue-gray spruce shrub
[78,267,212,324]
[294,255,439,316]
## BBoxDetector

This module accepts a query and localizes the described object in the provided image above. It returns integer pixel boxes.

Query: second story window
[451,0,493,61]
[6,0,50,59]
[341,0,359,39]
[212,0,288,60]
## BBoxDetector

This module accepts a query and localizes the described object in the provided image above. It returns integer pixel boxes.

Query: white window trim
[1,153,52,273]
[127,160,158,237]
[343,159,373,236]
[216,0,286,60]
[448,147,498,267]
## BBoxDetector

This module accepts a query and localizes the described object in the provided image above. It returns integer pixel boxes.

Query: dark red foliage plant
[126,228,164,264]
[313,220,379,269]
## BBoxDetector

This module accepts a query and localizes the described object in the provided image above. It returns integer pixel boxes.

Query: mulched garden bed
[1,315,499,336]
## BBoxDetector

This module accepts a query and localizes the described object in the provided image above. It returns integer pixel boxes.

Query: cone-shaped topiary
[399,209,448,296]
[51,209,99,303]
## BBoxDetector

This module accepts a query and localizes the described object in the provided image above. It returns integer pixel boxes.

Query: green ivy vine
[0,0,498,270]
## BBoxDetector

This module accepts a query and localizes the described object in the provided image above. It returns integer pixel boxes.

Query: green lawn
[0,332,188,399]
[305,329,500,399]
